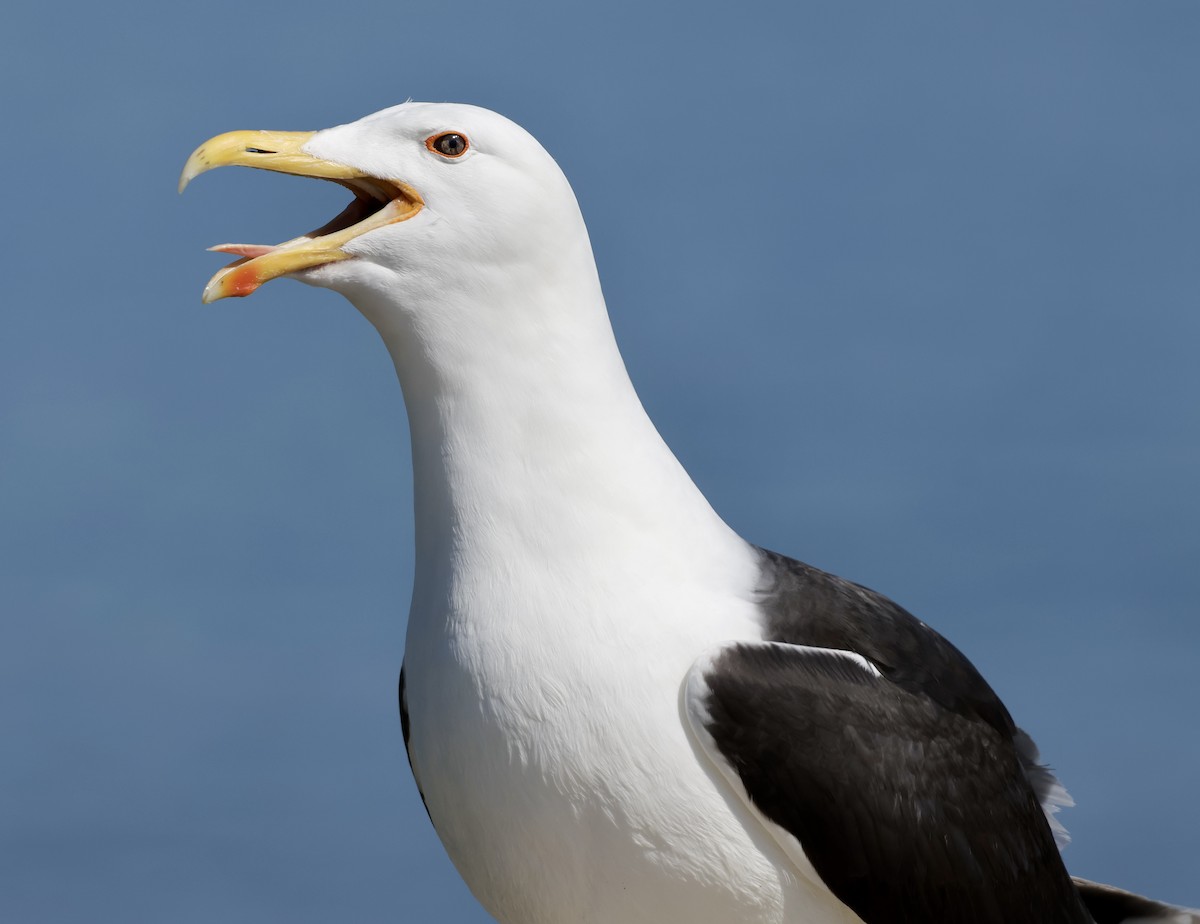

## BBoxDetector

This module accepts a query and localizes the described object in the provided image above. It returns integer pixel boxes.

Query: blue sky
[3,2,1198,921]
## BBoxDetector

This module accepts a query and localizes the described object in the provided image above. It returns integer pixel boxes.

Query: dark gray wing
[399,663,412,751]
[755,549,1016,737]
[399,663,432,822]
[685,641,1091,924]
[1073,878,1200,923]
[757,548,1071,841]
[681,548,1103,923]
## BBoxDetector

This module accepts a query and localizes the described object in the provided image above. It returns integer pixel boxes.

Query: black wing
[683,549,1091,924]
[399,663,433,822]
[1073,878,1200,923]
[757,549,1073,841]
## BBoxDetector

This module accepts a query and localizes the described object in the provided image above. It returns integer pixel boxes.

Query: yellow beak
[180,130,423,303]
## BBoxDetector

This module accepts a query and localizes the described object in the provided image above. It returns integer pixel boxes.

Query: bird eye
[427,132,469,158]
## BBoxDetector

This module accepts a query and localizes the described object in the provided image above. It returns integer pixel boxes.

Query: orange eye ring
[426,132,470,158]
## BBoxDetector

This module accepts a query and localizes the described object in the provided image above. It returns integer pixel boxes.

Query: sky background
[3,2,1199,921]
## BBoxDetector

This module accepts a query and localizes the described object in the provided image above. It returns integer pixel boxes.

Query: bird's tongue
[209,243,277,258]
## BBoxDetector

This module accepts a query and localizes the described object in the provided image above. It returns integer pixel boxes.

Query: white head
[181,102,607,372]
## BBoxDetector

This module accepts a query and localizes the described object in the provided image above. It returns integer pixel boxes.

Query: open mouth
[180,130,424,302]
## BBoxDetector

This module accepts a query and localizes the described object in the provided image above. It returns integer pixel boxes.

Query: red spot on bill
[226,264,264,298]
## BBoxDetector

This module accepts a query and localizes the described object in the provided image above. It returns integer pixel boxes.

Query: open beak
[180,130,423,303]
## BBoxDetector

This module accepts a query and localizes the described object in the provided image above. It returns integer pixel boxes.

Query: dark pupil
[437,133,465,156]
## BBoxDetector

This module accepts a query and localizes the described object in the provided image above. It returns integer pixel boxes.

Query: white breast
[402,529,860,924]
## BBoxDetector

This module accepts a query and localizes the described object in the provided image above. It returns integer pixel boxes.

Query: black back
[693,549,1092,924]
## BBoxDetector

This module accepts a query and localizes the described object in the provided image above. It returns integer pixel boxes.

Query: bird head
[181,102,590,312]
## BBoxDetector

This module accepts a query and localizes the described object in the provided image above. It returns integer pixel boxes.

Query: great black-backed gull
[181,102,1197,924]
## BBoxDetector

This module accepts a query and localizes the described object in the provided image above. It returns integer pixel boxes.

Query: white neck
[346,247,748,628]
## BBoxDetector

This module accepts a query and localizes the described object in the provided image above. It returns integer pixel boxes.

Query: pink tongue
[209,243,276,258]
